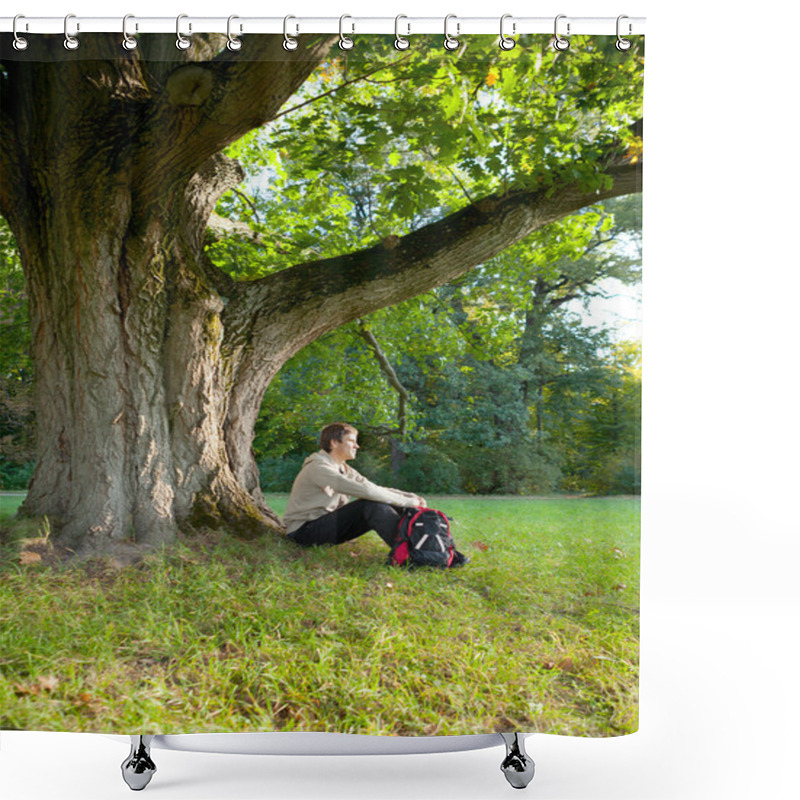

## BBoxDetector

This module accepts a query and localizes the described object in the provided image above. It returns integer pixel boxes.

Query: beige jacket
[282,450,420,533]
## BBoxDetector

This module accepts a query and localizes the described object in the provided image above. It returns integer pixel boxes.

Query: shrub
[257,454,306,493]
[0,459,33,491]
[395,446,462,494]
[583,453,641,495]
[455,441,562,495]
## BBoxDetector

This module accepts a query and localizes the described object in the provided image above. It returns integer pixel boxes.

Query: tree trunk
[13,157,278,555]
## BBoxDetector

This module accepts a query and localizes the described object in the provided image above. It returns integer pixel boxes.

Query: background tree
[0,33,642,555]
[0,216,33,489]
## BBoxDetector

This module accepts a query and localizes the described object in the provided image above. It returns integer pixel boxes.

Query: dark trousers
[288,500,401,548]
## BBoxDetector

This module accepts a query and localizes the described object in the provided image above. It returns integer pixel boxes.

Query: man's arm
[316,462,424,508]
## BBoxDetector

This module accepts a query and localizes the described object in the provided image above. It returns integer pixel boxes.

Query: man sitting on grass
[283,422,426,550]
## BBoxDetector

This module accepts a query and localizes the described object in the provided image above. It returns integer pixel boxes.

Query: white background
[3,1,799,798]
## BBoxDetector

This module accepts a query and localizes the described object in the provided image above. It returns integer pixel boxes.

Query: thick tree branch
[135,35,336,197]
[223,159,642,360]
[200,34,336,137]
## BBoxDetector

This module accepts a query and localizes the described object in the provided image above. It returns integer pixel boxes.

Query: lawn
[0,494,639,737]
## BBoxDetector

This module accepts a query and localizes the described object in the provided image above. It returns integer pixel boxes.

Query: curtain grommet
[553,14,570,51]
[443,14,459,51]
[227,15,243,51]
[63,13,80,51]
[176,14,191,51]
[122,14,138,51]
[12,15,29,51]
[499,14,515,50]
[339,15,355,50]
[616,15,632,51]
[283,15,299,51]
[394,15,410,51]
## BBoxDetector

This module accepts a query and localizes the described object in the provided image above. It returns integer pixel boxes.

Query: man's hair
[319,423,357,453]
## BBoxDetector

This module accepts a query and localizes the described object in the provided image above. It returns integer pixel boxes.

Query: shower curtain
[0,24,643,746]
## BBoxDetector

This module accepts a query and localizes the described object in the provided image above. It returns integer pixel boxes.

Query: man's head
[319,423,359,458]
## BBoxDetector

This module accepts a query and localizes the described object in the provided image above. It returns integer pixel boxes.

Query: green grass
[0,494,639,737]
[0,493,26,519]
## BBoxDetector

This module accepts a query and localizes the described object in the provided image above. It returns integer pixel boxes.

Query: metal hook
[616,15,632,51]
[176,14,191,51]
[339,14,354,50]
[12,14,29,51]
[443,14,459,51]
[282,15,298,51]
[394,15,410,51]
[63,13,79,51]
[122,15,138,51]
[553,14,570,51]
[499,14,515,51]
[227,15,242,51]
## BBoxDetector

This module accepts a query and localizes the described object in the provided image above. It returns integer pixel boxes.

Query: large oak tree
[0,32,642,556]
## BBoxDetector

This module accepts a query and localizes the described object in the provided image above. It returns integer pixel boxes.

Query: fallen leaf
[613,583,627,591]
[13,682,40,697]
[471,541,490,552]
[540,661,556,670]
[37,675,60,692]
[612,547,625,558]
[385,582,394,589]
[19,551,42,565]
[19,537,47,548]
[558,657,576,673]
[72,692,104,717]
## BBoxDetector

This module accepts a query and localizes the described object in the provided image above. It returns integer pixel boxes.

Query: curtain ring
[63,14,79,51]
[616,15,632,51]
[122,14,138,51]
[499,14,515,51]
[553,14,570,51]
[282,15,298,51]
[12,15,29,51]
[227,15,242,51]
[443,14,459,51]
[339,15,354,50]
[394,15,410,51]
[176,14,191,50]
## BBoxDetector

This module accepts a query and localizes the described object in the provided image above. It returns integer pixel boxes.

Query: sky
[574,277,642,342]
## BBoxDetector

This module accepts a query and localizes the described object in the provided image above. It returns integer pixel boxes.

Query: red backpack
[388,507,466,568]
